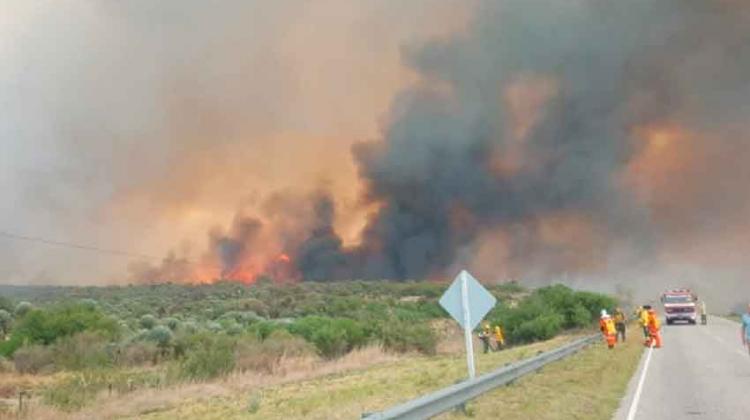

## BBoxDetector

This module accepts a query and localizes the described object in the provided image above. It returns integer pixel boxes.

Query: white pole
[461,271,476,379]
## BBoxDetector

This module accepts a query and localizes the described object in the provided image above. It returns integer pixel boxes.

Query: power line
[0,230,161,260]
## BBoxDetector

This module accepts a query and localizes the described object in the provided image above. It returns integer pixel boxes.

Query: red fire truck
[661,288,698,325]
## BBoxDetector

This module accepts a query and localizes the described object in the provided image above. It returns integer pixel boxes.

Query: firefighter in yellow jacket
[493,324,505,350]
[638,306,650,340]
[599,310,617,349]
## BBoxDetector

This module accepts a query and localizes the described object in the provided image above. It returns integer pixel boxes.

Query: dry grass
[0,372,64,419]
[9,345,402,420]
[138,334,581,420]
[1,328,639,420]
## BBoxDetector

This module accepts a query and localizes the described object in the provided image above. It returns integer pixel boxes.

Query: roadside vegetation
[439,325,645,420]
[0,280,618,417]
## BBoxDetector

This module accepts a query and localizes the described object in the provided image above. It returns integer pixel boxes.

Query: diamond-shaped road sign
[439,270,497,330]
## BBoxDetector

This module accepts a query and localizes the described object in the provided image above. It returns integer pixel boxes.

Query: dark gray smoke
[211,216,263,279]
[293,195,348,281]
[290,0,750,283]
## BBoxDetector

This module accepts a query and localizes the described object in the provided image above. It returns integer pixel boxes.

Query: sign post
[439,270,497,380]
[460,271,476,378]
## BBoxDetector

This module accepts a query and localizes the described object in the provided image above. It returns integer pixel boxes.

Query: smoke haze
[2,1,750,310]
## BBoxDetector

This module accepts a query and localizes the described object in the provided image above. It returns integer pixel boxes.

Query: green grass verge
[723,314,741,323]
[438,329,645,420]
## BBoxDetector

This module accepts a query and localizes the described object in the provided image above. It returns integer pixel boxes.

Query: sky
[0,0,470,284]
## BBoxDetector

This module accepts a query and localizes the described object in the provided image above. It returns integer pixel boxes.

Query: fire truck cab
[661,288,698,325]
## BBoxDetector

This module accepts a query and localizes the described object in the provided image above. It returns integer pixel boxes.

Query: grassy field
[132,331,643,420]
[438,327,645,420]
[133,334,577,420]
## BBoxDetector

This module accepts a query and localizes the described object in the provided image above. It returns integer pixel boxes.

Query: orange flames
[188,252,296,285]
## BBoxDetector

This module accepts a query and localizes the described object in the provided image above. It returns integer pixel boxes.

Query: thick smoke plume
[4,1,750,309]
[286,0,750,286]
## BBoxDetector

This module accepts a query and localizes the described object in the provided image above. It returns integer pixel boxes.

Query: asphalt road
[614,316,749,420]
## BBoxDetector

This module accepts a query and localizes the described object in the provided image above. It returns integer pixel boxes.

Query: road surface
[614,316,749,420]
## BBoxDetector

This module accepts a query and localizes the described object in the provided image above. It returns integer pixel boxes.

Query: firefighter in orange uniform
[599,310,617,349]
[645,305,662,348]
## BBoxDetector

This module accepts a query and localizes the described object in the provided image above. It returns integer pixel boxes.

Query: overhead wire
[0,229,163,260]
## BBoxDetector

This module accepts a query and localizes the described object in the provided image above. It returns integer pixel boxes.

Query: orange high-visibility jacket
[600,317,616,335]
[647,310,660,331]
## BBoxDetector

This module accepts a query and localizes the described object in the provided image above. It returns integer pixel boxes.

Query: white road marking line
[625,343,655,420]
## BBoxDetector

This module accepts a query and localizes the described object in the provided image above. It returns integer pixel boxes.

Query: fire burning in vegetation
[130,0,750,286]
[6,1,749,294]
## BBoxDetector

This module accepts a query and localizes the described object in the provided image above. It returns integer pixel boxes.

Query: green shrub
[512,313,564,343]
[206,321,222,332]
[225,322,244,336]
[79,299,98,310]
[52,332,112,370]
[15,301,32,317]
[0,309,11,338]
[0,303,119,356]
[164,317,180,331]
[146,326,173,355]
[139,314,157,329]
[248,321,282,341]
[288,316,369,358]
[376,321,437,355]
[574,291,617,320]
[0,296,13,312]
[177,334,235,380]
[567,303,592,329]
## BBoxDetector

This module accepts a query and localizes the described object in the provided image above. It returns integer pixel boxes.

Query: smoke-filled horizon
[2,1,750,310]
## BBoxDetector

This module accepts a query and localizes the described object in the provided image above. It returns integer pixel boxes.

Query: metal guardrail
[362,334,600,420]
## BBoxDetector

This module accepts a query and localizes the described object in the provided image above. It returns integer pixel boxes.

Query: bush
[234,331,314,374]
[118,341,160,366]
[13,344,55,374]
[0,303,119,356]
[79,299,98,310]
[51,332,112,370]
[376,321,437,355]
[225,322,244,336]
[575,291,618,320]
[164,317,180,331]
[485,285,616,345]
[247,321,281,341]
[181,321,199,334]
[206,321,223,333]
[238,299,269,317]
[139,314,157,330]
[177,334,235,380]
[289,316,369,358]
[146,326,173,355]
[0,309,11,338]
[15,301,32,317]
[0,296,13,313]
[512,313,564,343]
